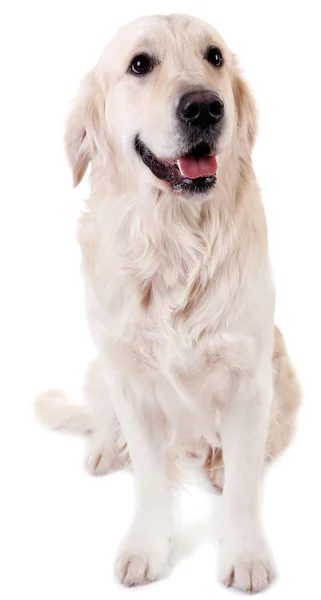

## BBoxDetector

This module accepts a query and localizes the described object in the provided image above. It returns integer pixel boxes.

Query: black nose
[177,91,224,128]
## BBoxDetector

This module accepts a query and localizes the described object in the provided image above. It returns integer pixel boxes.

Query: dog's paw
[115,538,170,586]
[219,535,276,594]
[85,440,125,476]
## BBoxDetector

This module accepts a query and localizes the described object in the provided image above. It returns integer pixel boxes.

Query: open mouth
[135,136,217,195]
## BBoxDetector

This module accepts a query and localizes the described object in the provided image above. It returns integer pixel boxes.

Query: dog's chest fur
[79,192,269,401]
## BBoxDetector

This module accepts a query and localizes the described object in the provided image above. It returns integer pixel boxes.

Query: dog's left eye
[130,54,153,75]
[206,46,224,68]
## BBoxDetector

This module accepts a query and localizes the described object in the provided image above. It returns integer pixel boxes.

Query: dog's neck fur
[79,152,268,345]
[86,147,265,272]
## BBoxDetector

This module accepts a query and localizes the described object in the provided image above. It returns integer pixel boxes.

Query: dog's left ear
[64,70,107,186]
[233,60,258,158]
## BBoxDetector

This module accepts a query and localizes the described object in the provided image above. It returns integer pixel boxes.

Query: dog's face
[66,15,257,200]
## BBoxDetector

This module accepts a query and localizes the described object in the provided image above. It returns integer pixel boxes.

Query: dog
[35,14,301,594]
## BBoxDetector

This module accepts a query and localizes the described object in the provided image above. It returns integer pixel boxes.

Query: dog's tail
[35,389,95,436]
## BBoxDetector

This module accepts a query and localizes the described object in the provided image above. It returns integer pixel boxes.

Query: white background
[1,1,321,598]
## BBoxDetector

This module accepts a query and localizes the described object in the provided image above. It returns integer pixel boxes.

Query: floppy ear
[233,62,258,159]
[64,70,106,186]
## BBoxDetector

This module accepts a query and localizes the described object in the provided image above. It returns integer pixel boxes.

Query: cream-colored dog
[36,14,301,594]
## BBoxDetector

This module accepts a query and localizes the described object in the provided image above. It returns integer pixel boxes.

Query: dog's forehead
[100,14,228,71]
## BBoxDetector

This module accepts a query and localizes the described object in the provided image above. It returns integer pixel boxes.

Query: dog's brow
[132,36,159,56]
[200,34,220,52]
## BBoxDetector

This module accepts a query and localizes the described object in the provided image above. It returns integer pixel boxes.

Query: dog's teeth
[176,161,183,175]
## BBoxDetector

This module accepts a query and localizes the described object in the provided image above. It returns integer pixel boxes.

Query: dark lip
[135,136,217,195]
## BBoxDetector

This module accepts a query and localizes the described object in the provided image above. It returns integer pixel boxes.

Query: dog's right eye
[129,54,153,75]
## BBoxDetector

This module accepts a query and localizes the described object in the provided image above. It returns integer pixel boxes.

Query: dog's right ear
[64,71,106,186]
[232,60,258,161]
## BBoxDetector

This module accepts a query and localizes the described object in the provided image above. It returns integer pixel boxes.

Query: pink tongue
[177,155,217,179]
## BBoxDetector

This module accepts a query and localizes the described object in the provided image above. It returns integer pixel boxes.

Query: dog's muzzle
[135,89,224,196]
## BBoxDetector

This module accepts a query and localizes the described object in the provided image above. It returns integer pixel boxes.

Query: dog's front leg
[107,366,172,587]
[219,364,276,594]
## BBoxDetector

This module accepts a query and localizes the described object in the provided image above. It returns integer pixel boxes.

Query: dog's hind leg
[265,325,301,462]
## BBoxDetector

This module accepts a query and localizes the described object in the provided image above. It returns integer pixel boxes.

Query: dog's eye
[130,54,153,75]
[206,46,224,68]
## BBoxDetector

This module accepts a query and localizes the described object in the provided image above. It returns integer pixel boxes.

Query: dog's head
[66,14,257,201]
